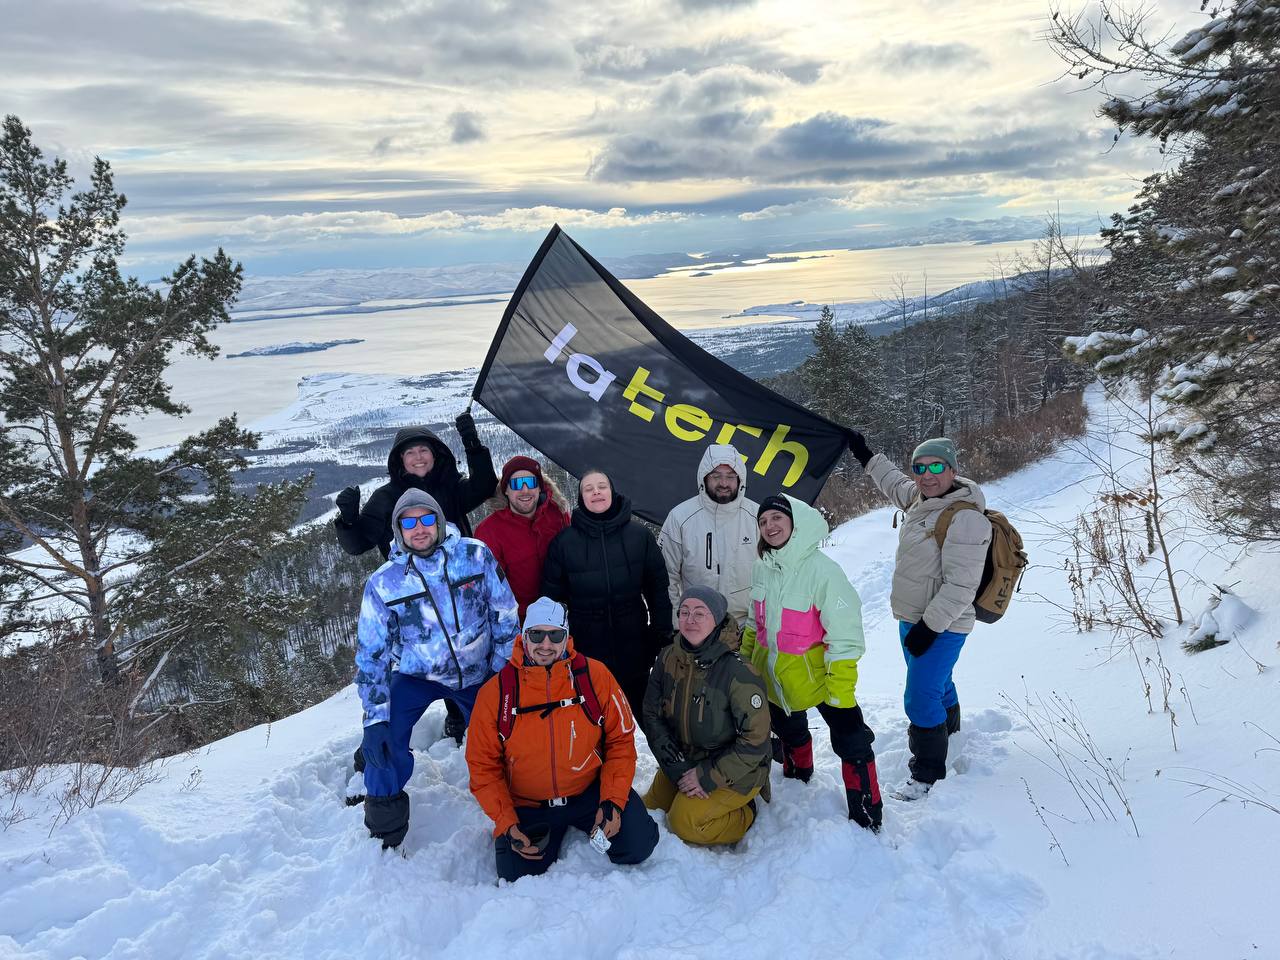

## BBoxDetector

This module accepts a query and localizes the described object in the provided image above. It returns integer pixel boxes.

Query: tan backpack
[931,502,1028,624]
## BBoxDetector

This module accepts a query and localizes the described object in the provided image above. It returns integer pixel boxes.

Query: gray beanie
[911,437,958,473]
[391,489,446,554]
[678,586,728,627]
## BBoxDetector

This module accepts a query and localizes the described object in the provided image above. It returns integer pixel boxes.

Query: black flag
[473,226,851,523]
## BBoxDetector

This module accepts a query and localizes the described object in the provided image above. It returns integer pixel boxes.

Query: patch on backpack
[750,694,763,709]
[835,597,849,610]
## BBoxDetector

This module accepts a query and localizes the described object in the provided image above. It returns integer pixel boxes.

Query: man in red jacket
[475,456,569,620]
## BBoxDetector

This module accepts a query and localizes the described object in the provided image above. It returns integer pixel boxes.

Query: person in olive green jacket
[740,494,882,832]
[643,586,771,846]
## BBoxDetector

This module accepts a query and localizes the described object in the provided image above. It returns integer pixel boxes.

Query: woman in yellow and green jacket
[740,494,882,831]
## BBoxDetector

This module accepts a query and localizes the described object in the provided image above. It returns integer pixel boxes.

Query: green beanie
[911,437,957,472]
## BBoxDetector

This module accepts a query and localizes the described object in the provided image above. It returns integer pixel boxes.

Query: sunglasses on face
[508,476,539,491]
[397,514,438,530]
[912,462,949,475]
[526,627,568,645]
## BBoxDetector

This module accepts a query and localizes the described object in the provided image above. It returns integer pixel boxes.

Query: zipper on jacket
[546,669,560,798]
[705,533,713,571]
[410,557,465,689]
[679,659,696,747]
[599,531,616,634]
[443,555,463,636]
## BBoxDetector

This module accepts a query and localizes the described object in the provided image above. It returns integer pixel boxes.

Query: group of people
[334,414,993,880]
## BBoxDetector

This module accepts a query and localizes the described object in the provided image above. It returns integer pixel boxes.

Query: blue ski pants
[364,672,482,798]
[899,620,966,728]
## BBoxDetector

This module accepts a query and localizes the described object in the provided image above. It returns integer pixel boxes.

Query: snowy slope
[2,388,1277,960]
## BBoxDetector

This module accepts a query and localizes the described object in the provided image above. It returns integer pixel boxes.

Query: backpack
[496,651,605,741]
[931,502,1028,624]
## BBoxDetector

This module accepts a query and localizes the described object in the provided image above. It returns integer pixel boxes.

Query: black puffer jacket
[540,494,673,692]
[334,426,497,559]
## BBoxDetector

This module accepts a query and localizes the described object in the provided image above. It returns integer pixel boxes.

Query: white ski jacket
[658,445,760,628]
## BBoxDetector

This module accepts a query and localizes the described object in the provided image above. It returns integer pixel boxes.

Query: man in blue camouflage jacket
[355,488,519,849]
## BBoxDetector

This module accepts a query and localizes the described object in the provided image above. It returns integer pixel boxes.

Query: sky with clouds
[2,0,1197,276]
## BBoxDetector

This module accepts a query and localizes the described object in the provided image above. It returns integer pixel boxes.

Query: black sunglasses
[526,627,568,644]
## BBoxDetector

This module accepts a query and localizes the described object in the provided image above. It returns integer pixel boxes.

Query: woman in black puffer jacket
[333,417,497,559]
[540,470,673,717]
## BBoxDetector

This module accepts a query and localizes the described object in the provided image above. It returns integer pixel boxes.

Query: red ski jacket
[475,499,569,620]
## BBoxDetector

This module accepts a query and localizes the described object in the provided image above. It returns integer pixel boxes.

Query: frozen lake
[133,238,1043,449]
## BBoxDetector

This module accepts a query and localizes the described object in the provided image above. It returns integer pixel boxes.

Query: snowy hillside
[2,388,1277,960]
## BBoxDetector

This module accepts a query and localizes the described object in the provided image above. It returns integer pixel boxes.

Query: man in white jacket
[658,444,760,644]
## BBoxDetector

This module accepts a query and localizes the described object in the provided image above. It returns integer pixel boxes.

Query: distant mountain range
[232,214,1102,316]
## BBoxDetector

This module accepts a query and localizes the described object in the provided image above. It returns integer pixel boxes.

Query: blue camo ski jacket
[355,524,519,726]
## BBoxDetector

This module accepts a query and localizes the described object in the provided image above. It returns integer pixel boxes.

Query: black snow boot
[907,722,950,785]
[364,790,410,850]
[346,746,368,807]
[945,703,961,736]
[443,700,467,746]
[781,738,815,783]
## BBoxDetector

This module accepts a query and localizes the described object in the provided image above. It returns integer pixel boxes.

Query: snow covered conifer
[1051,1,1280,540]
[0,116,309,701]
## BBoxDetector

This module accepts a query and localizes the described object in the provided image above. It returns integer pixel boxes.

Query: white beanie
[523,596,568,634]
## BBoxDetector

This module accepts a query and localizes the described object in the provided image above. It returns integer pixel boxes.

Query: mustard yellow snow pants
[643,770,759,846]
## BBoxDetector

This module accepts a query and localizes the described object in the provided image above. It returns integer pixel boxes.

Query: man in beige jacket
[848,433,992,801]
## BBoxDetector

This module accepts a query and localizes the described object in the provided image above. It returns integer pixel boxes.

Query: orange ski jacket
[466,636,638,837]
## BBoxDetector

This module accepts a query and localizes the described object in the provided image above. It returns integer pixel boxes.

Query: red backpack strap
[570,652,605,727]
[497,663,519,741]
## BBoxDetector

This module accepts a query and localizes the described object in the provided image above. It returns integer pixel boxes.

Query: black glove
[846,430,874,469]
[335,485,361,524]
[596,800,621,833]
[903,621,939,658]
[455,411,481,451]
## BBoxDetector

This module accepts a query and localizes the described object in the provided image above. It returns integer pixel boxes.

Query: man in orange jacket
[467,596,659,882]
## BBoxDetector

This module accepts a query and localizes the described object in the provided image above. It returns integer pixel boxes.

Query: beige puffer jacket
[866,453,992,635]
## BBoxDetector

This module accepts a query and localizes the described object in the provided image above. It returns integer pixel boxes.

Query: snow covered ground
[2,388,1277,960]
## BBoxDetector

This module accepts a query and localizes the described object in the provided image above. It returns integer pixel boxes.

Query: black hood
[571,492,633,535]
[386,426,461,489]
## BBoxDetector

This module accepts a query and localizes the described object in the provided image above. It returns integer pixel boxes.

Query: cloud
[873,41,988,72]
[738,194,859,221]
[674,0,757,8]
[577,37,823,84]
[586,64,785,180]
[756,113,895,165]
[448,111,487,144]
[122,205,689,247]
[588,71,1119,187]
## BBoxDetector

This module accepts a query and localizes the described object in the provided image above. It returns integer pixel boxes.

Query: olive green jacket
[642,627,772,796]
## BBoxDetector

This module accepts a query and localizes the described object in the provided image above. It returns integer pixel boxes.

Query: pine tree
[0,116,310,703]
[1051,1,1280,539]
[801,305,853,423]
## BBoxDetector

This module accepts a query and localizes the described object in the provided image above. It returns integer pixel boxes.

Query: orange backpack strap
[931,501,981,549]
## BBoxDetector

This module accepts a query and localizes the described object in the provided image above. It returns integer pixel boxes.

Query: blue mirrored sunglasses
[911,462,949,475]
[508,476,539,491]
[398,514,438,530]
